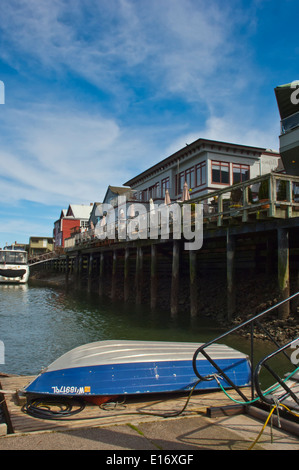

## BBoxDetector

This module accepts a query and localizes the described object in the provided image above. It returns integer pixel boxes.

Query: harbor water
[0,283,292,389]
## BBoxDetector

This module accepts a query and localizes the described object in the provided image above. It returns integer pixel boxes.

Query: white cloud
[166,113,280,156]
[0,0,256,105]
[0,0,280,212]
[0,103,168,205]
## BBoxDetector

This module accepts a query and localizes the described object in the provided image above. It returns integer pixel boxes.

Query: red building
[53,205,92,248]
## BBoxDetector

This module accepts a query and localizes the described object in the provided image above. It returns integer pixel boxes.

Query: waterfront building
[124,138,281,203]
[53,204,92,248]
[28,236,54,257]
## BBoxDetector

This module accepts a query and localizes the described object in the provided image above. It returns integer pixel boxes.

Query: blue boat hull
[24,341,251,397]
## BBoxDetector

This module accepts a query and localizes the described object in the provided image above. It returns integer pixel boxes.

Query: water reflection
[0,284,293,390]
[0,284,227,375]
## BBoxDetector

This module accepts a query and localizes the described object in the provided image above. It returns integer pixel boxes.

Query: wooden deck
[0,374,250,435]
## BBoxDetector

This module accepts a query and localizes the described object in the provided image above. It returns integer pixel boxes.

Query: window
[195,162,206,187]
[211,161,230,184]
[233,164,250,184]
[161,177,170,197]
[176,172,185,195]
[139,189,148,202]
[185,167,195,189]
[175,167,196,194]
[149,182,159,199]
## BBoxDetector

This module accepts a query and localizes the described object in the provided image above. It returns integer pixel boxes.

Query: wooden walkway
[0,374,250,435]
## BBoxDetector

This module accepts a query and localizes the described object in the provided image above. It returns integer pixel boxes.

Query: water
[0,283,293,390]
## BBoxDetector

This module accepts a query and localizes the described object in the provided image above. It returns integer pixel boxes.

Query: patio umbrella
[128,203,135,218]
[164,189,171,205]
[149,198,155,214]
[182,181,190,201]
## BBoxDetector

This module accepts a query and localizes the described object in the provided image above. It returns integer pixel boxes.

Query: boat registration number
[51,386,90,394]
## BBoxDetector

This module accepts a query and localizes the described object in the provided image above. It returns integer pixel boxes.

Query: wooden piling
[171,240,180,316]
[189,250,198,318]
[111,250,117,300]
[99,252,104,297]
[87,253,93,292]
[65,254,69,284]
[135,246,143,304]
[124,247,130,302]
[227,229,236,321]
[277,227,290,318]
[150,244,158,310]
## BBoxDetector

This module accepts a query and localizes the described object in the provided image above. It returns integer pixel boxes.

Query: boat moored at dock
[0,248,29,284]
[24,340,251,398]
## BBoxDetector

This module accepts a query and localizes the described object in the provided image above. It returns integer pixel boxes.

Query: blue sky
[0,0,298,248]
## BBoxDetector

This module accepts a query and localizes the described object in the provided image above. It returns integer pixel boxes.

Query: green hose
[214,366,299,405]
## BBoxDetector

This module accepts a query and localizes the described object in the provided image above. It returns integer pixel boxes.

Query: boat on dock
[23,340,251,398]
[0,247,29,284]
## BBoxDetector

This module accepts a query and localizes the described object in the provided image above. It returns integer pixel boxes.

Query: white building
[124,138,281,202]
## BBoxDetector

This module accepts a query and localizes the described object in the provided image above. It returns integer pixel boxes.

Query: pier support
[135,246,143,304]
[87,254,93,292]
[150,244,158,310]
[171,240,180,317]
[99,252,104,297]
[65,255,70,285]
[277,227,290,318]
[124,247,130,302]
[111,250,117,300]
[227,230,236,321]
[78,253,83,287]
[189,250,198,318]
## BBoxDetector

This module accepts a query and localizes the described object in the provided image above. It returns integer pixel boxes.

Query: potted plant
[229,187,242,208]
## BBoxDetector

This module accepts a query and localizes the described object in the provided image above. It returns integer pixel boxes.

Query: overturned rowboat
[24,340,251,398]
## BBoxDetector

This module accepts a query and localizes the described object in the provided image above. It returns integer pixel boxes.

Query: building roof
[124,137,279,187]
[66,204,92,220]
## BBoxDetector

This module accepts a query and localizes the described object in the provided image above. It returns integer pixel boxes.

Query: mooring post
[150,243,158,310]
[124,247,130,302]
[136,246,143,304]
[227,229,236,321]
[171,240,180,316]
[111,250,117,300]
[65,254,69,284]
[277,227,290,318]
[77,252,83,287]
[87,253,93,292]
[99,252,104,297]
[189,250,198,318]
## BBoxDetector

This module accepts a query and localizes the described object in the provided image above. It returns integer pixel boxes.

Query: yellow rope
[248,403,299,450]
[248,405,277,450]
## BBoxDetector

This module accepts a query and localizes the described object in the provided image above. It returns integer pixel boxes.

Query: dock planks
[0,374,250,435]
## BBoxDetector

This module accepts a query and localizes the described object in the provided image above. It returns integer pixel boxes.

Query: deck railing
[64,172,299,251]
[189,172,299,227]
